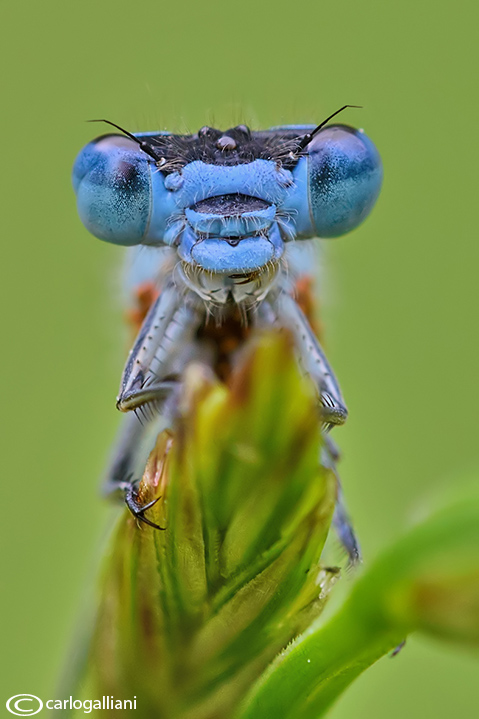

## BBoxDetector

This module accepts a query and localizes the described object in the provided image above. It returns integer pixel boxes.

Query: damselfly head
[73,110,382,282]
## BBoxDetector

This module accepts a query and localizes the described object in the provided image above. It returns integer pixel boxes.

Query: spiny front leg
[112,281,204,525]
[117,281,202,415]
[264,290,348,430]
[259,290,358,563]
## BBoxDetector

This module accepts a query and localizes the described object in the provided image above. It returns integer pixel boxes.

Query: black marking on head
[135,125,306,174]
[87,109,361,173]
[192,194,270,216]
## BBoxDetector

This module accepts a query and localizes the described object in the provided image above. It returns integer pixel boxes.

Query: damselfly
[72,106,382,563]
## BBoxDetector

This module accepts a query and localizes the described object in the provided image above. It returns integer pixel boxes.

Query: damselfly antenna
[295,105,363,152]
[87,119,163,162]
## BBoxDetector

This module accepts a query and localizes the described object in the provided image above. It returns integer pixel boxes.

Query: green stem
[237,497,479,719]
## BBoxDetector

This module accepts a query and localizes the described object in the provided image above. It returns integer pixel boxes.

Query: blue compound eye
[72,135,152,246]
[307,125,383,238]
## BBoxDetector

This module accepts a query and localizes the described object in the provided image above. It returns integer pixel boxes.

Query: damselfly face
[73,120,382,292]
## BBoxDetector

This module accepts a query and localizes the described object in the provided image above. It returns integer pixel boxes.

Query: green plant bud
[80,332,338,719]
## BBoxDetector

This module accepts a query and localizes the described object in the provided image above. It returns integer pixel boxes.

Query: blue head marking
[73,121,382,274]
[153,160,291,272]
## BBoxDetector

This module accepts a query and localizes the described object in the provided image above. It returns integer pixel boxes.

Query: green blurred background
[1,0,478,715]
